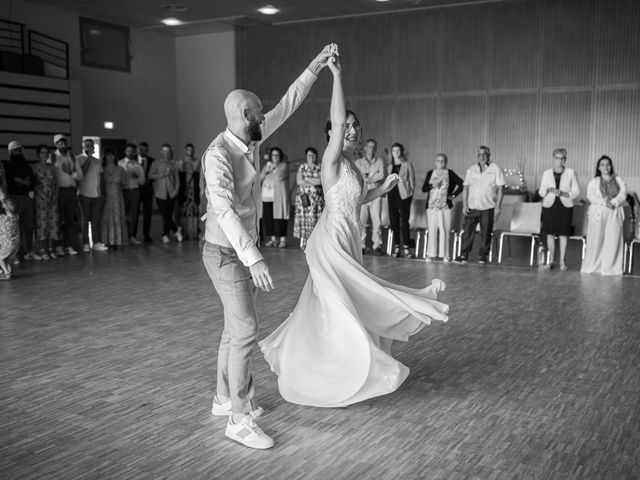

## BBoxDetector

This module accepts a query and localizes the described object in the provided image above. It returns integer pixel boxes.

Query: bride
[260,49,449,408]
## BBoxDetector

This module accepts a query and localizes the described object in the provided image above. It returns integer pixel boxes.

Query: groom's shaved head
[224,89,261,123]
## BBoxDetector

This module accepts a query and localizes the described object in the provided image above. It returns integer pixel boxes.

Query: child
[0,186,20,280]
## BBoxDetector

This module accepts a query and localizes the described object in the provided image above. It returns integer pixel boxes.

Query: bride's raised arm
[321,50,345,193]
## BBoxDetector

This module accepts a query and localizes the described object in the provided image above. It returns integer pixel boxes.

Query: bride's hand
[382,173,399,191]
[327,52,341,75]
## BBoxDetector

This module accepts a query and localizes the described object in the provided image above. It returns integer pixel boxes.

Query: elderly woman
[260,147,289,248]
[293,147,324,250]
[422,153,463,262]
[538,148,580,270]
[581,156,627,275]
[387,142,416,259]
[32,145,59,259]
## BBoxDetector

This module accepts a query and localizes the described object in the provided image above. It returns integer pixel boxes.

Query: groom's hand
[308,43,338,76]
[250,260,274,292]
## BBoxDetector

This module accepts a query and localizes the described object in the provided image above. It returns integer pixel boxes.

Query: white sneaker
[49,249,58,259]
[211,397,264,418]
[83,244,91,253]
[175,231,183,242]
[129,237,141,245]
[66,247,78,256]
[39,250,50,260]
[93,242,109,252]
[55,246,65,257]
[225,415,274,450]
[162,235,170,244]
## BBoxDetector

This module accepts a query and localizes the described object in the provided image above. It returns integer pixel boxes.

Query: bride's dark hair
[325,109,357,142]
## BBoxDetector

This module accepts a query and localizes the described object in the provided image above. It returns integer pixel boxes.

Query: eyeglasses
[553,156,566,160]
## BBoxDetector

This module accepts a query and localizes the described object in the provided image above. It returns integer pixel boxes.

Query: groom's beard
[248,121,262,142]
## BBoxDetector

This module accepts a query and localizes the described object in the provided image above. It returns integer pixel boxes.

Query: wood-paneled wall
[237,0,640,195]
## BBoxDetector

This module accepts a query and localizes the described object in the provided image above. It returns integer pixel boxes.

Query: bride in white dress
[260,50,449,408]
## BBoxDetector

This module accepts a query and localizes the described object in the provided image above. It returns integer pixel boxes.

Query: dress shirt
[118,158,145,190]
[77,154,102,197]
[54,150,82,187]
[464,162,506,210]
[202,68,318,267]
[355,156,386,190]
[148,158,179,200]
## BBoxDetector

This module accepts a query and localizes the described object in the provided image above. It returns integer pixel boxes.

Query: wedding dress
[260,158,449,407]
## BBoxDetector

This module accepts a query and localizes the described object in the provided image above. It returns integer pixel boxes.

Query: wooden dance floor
[1,240,639,480]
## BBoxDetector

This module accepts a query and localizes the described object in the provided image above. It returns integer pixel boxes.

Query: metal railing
[0,19,24,54]
[29,30,69,79]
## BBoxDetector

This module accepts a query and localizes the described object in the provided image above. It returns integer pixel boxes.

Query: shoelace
[243,418,264,435]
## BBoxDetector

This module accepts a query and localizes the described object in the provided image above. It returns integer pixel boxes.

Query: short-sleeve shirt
[463,162,506,210]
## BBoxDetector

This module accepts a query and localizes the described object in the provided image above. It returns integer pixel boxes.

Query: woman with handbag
[293,147,324,250]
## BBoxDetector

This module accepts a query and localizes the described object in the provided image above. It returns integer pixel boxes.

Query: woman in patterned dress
[293,147,324,249]
[31,145,59,260]
[0,183,20,279]
[180,144,201,240]
[100,149,128,247]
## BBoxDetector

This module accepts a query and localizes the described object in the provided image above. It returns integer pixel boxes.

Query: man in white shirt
[202,44,336,450]
[118,143,145,244]
[356,139,387,255]
[455,145,506,264]
[77,138,108,252]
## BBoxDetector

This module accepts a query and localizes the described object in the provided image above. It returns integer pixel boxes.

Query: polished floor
[1,238,639,480]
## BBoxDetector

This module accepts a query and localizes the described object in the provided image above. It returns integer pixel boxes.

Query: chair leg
[386,230,394,255]
[489,233,493,263]
[581,238,586,259]
[498,234,504,263]
[629,242,635,274]
[529,236,535,266]
[415,231,422,258]
[422,230,428,258]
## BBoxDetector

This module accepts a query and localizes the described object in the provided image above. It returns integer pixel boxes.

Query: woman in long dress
[293,147,324,250]
[100,149,128,247]
[260,51,449,408]
[581,155,627,275]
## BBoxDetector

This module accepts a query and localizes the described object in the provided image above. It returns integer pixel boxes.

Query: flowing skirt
[260,210,449,407]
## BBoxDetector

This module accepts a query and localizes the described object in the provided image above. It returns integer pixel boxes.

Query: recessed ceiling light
[103,121,114,130]
[375,0,390,2]
[162,3,190,12]
[161,17,183,26]
[258,5,279,15]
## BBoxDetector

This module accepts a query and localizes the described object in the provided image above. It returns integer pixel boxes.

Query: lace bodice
[324,159,364,227]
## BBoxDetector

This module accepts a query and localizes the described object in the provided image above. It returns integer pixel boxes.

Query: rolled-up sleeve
[204,147,263,267]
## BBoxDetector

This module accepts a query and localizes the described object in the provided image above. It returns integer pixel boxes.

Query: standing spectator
[118,143,145,245]
[455,145,505,264]
[538,148,580,270]
[260,147,290,248]
[148,144,182,243]
[581,156,627,275]
[32,145,59,259]
[101,149,128,248]
[0,184,20,280]
[181,143,201,240]
[386,143,416,259]
[53,134,81,256]
[355,139,386,255]
[5,141,38,261]
[293,147,324,250]
[422,153,464,262]
[77,139,108,252]
[138,142,155,243]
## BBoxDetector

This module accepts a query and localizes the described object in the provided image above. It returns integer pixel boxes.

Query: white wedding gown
[259,158,449,407]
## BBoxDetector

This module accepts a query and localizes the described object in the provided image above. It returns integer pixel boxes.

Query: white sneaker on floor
[225,416,274,450]
[162,235,170,244]
[129,237,141,245]
[55,246,65,257]
[83,244,91,253]
[211,397,264,418]
[39,250,50,260]
[93,242,109,252]
[66,247,78,256]
[48,250,58,259]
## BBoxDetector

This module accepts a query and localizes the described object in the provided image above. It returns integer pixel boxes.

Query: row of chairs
[373,195,639,272]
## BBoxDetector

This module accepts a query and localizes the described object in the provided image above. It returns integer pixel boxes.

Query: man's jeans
[360,195,382,249]
[460,208,494,259]
[202,242,259,414]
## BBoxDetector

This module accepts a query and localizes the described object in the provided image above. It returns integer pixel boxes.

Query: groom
[201,44,337,449]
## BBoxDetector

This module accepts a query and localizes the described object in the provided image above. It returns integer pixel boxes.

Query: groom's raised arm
[260,45,335,142]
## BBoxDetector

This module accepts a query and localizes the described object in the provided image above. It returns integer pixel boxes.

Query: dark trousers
[388,192,412,247]
[460,208,494,258]
[123,189,141,239]
[262,201,287,237]
[79,195,104,245]
[10,194,34,254]
[156,197,177,236]
[140,184,154,239]
[58,187,78,248]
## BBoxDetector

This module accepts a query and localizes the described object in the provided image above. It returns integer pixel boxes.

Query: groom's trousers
[202,242,260,414]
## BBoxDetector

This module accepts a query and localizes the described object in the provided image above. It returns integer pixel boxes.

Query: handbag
[300,192,311,208]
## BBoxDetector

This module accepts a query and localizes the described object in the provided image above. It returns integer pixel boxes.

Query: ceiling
[22,0,509,36]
